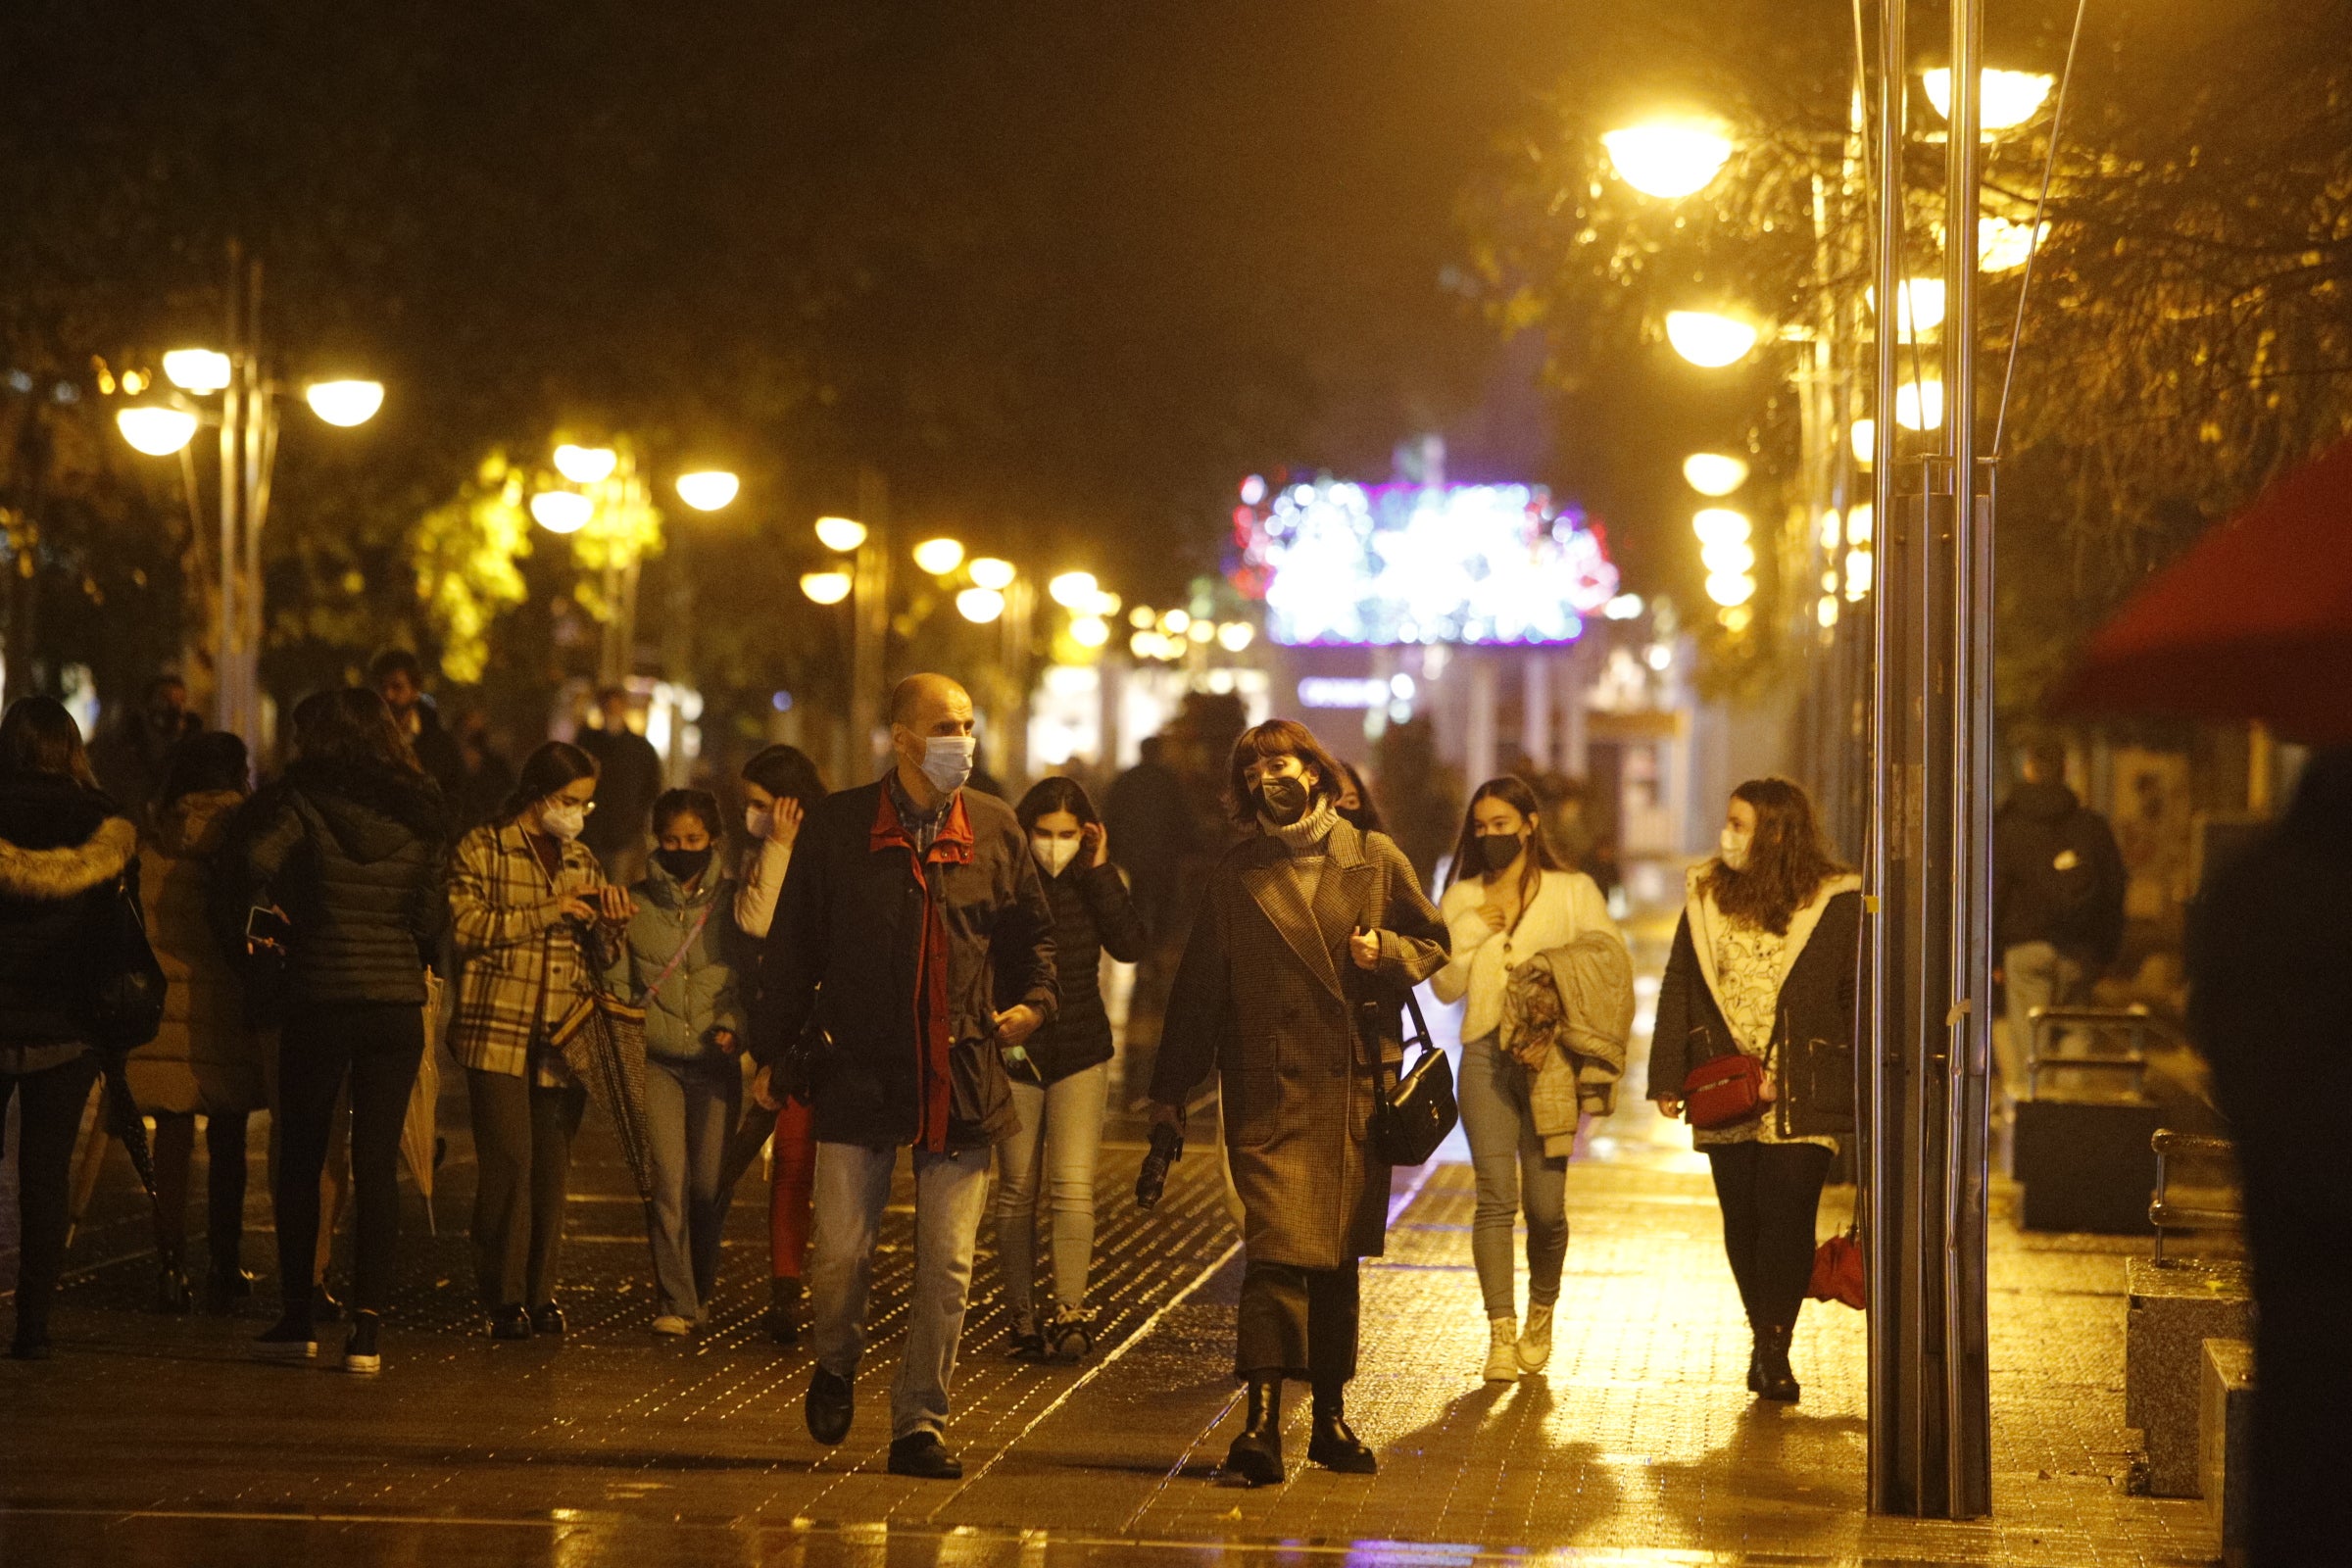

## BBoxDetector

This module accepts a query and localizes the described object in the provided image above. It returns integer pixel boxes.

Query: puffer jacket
[232,758,448,1007]
[608,857,747,1061]
[0,770,138,1047]
[1004,856,1149,1084]
[128,789,266,1114]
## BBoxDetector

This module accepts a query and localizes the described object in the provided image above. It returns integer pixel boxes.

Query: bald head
[889,673,970,730]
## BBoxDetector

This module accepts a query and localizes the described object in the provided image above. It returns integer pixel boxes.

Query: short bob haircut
[1223,717,1348,829]
[500,740,600,822]
[1015,774,1102,836]
[652,787,722,839]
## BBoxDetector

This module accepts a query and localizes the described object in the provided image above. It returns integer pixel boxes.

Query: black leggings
[1704,1141,1834,1334]
[274,1004,423,1319]
[1,1052,102,1345]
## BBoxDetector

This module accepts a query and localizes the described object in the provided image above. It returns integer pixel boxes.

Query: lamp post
[112,246,382,755]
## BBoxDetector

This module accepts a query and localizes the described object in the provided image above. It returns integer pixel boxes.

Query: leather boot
[1306,1381,1377,1474]
[1220,1377,1285,1488]
[154,1248,193,1315]
[1746,1322,1765,1395]
[1755,1324,1800,1403]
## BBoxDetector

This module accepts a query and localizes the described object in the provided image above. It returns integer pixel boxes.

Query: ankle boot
[767,1276,803,1347]
[1221,1377,1285,1488]
[1755,1324,1800,1403]
[1305,1381,1377,1474]
[154,1249,193,1315]
[1484,1314,1521,1383]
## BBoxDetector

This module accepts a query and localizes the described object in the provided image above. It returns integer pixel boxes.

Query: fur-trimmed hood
[0,811,137,903]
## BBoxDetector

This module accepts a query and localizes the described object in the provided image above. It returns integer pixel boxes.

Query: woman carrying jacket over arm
[448,739,633,1345]
[993,775,1150,1362]
[1147,719,1448,1488]
[732,743,827,1345]
[234,689,449,1374]
[1431,774,1621,1385]
[1644,776,1861,1406]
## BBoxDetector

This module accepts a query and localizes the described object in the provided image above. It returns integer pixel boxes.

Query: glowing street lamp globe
[1979,217,2048,274]
[1705,571,1757,608]
[800,570,853,605]
[1692,508,1752,548]
[1068,614,1110,649]
[530,490,594,534]
[956,586,1005,623]
[1700,539,1756,575]
[913,537,965,575]
[968,556,1016,591]
[553,443,618,484]
[305,379,384,427]
[1682,452,1749,497]
[116,405,200,457]
[1600,122,1734,200]
[1851,417,1878,466]
[1922,68,2054,131]
[1048,570,1100,611]
[162,349,233,395]
[1216,621,1254,653]
[1665,311,1760,368]
[813,515,868,553]
[1895,378,1945,431]
[673,470,740,512]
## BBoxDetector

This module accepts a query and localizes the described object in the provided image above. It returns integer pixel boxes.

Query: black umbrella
[100,1053,162,1203]
[717,1098,778,1195]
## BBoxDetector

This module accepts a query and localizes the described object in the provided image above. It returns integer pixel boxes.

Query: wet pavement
[2,897,2224,1567]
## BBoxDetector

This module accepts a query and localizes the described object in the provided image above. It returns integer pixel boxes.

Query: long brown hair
[1703,776,1847,935]
[298,687,424,776]
[0,696,98,789]
[1444,775,1564,907]
[1223,718,1347,829]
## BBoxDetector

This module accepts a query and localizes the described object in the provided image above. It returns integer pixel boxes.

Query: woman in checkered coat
[448,740,634,1341]
[1149,719,1448,1489]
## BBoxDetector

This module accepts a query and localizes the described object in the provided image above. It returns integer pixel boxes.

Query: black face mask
[653,847,713,884]
[1255,775,1311,825]
[1476,833,1524,875]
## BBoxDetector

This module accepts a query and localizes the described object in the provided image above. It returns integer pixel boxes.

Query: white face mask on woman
[1719,825,1752,871]
[541,799,589,842]
[1031,835,1080,877]
[744,805,773,841]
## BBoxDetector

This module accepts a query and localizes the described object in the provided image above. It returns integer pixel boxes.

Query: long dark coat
[1151,818,1447,1270]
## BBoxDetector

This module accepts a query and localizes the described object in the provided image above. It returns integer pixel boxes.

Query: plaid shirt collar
[883,768,956,855]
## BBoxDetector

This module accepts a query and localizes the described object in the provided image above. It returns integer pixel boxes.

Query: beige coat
[1152,818,1448,1270]
[128,791,267,1115]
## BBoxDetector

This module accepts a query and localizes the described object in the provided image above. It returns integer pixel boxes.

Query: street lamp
[956,586,1005,623]
[1692,507,1752,547]
[1682,453,1750,496]
[304,379,385,426]
[913,536,965,575]
[1068,614,1110,648]
[115,405,201,457]
[1601,122,1734,199]
[1922,68,2053,131]
[967,556,1016,591]
[530,489,593,534]
[1665,311,1761,368]
[673,469,740,512]
[1894,378,1946,430]
[800,569,853,605]
[1868,279,1947,341]
[554,443,618,484]
[814,515,868,553]
[1048,570,1099,610]
[161,349,232,395]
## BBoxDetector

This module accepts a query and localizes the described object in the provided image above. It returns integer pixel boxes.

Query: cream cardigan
[1433,867,1618,1044]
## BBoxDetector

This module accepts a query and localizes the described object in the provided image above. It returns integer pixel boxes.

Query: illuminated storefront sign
[1230,480,1618,647]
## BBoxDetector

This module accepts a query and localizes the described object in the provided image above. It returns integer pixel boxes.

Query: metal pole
[852,465,891,777]
[217,243,243,743]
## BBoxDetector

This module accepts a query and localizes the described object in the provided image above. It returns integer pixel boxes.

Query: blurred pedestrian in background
[448,741,633,1344]
[1432,775,1621,1384]
[1150,718,1447,1487]
[1991,736,2125,1100]
[1104,733,1196,1098]
[1332,760,1385,837]
[575,688,662,885]
[129,731,266,1315]
[607,788,746,1337]
[1647,778,1859,1406]
[89,673,200,822]
[369,649,466,806]
[231,690,448,1374]
[450,709,517,832]
[732,743,827,1346]
[0,697,140,1360]
[994,776,1148,1362]
[753,674,1056,1481]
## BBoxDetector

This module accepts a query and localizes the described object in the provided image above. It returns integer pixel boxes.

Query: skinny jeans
[1,1049,101,1347]
[991,1060,1109,1329]
[1456,1031,1570,1318]
[1702,1140,1834,1334]
[274,1004,424,1318]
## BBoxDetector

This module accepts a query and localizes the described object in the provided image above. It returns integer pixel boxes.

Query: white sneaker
[652,1314,693,1337]
[1517,1301,1554,1374]
[1484,1315,1520,1383]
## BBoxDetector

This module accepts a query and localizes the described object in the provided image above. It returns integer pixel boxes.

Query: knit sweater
[1433,867,1617,1044]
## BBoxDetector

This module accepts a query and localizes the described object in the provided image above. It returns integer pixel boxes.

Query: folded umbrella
[552,983,658,1202]
[401,973,448,1234]
[2052,433,2352,741]
[100,1053,161,1204]
[717,1098,778,1195]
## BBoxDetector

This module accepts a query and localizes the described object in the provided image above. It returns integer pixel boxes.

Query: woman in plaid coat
[1150,719,1447,1489]
[449,740,633,1341]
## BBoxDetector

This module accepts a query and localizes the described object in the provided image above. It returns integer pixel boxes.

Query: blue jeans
[644,1055,740,1320]
[992,1061,1110,1331]
[1457,1031,1569,1318]
[808,1140,992,1440]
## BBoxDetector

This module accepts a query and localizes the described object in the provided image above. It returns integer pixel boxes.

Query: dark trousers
[466,1068,586,1308]
[1703,1141,1834,1334]
[1235,1257,1359,1387]
[275,1004,423,1318]
[151,1109,251,1267]
[1,1051,101,1346]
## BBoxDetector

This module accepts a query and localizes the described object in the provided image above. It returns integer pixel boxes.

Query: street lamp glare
[1868,279,1947,340]
[1682,452,1749,497]
[529,490,594,534]
[1705,571,1757,608]
[1922,68,2054,131]
[968,556,1016,591]
[1692,508,1752,547]
[305,379,384,427]
[1895,378,1946,431]
[1700,540,1756,575]
[1069,614,1110,649]
[161,349,233,395]
[814,515,868,553]
[674,470,740,512]
[956,586,1005,623]
[1048,570,1100,611]
[1979,216,2048,274]
[1851,417,1878,466]
[553,443,619,484]
[116,405,200,457]
[913,536,966,575]
[1665,311,1760,368]
[800,570,854,606]
[1216,621,1255,653]
[1600,122,1734,200]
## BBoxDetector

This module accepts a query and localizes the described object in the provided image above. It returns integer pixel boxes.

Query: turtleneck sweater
[1262,797,1340,914]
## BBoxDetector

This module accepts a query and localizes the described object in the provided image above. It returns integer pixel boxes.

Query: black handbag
[1364,983,1457,1166]
[90,867,168,1051]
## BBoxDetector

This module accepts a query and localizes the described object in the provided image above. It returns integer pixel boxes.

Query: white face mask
[1031,835,1080,877]
[1719,825,1752,871]
[916,734,976,795]
[744,806,773,841]
[541,799,589,842]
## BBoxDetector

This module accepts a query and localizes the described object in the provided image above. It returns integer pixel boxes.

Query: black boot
[154,1249,193,1315]
[1220,1377,1285,1488]
[1755,1324,1800,1403]
[1746,1326,1765,1395]
[767,1277,803,1348]
[1306,1381,1377,1474]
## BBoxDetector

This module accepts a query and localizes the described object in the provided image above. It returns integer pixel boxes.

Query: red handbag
[1809,1225,1866,1309]
[1682,1051,1767,1129]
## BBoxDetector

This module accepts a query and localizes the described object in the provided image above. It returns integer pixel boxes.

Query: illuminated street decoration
[1232,481,1618,647]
